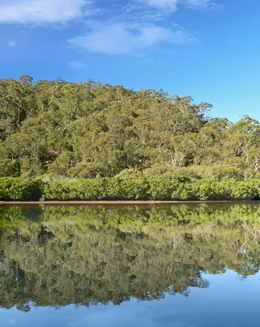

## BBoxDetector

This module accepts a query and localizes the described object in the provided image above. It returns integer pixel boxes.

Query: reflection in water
[0,203,260,312]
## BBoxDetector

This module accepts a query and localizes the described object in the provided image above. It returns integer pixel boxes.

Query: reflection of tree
[0,203,260,311]
[0,227,210,310]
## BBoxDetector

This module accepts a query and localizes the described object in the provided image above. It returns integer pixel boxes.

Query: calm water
[1,202,260,326]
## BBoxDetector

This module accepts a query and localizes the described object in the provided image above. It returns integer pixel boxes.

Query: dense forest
[1,75,260,180]
[1,75,260,200]
[1,203,260,310]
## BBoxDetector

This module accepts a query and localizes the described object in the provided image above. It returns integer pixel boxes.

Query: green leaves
[1,177,260,201]
[0,177,42,200]
[1,76,260,182]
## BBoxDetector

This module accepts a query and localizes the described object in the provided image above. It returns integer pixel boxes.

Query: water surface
[1,203,260,326]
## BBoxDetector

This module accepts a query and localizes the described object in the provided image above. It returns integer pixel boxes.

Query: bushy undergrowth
[1,177,260,201]
[0,177,42,200]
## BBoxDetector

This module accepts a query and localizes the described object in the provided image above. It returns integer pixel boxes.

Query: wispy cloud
[135,0,222,12]
[0,0,95,24]
[68,60,88,69]
[136,0,179,12]
[0,0,223,25]
[184,0,223,9]
[67,22,197,56]
[8,41,16,46]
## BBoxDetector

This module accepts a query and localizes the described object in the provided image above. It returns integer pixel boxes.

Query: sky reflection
[1,269,260,327]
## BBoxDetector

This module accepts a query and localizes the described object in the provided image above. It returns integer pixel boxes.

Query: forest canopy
[1,75,260,182]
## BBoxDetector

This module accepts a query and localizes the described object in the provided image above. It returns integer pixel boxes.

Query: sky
[0,0,260,122]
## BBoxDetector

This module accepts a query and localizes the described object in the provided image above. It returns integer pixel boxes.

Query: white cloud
[8,41,16,46]
[184,0,222,9]
[67,22,196,56]
[136,0,221,12]
[68,60,88,69]
[0,0,94,24]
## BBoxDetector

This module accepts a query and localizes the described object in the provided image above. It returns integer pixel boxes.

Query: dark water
[1,202,260,326]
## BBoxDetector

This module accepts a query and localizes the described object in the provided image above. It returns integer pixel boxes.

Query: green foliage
[0,159,19,177]
[47,151,75,176]
[116,164,247,182]
[1,76,260,182]
[1,177,260,201]
[0,177,42,200]
[2,76,260,192]
[67,161,103,178]
[0,177,24,200]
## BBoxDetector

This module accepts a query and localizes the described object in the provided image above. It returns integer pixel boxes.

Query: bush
[0,177,260,201]
[0,177,43,200]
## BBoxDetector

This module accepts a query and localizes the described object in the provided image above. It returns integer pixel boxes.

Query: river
[0,203,260,326]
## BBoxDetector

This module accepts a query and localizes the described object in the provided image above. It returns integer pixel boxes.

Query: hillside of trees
[1,75,260,182]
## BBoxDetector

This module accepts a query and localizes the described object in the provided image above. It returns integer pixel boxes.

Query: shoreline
[0,199,258,205]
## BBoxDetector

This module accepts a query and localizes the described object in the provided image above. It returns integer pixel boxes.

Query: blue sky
[1,0,259,122]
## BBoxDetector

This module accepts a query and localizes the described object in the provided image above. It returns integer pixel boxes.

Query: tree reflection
[0,203,260,311]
